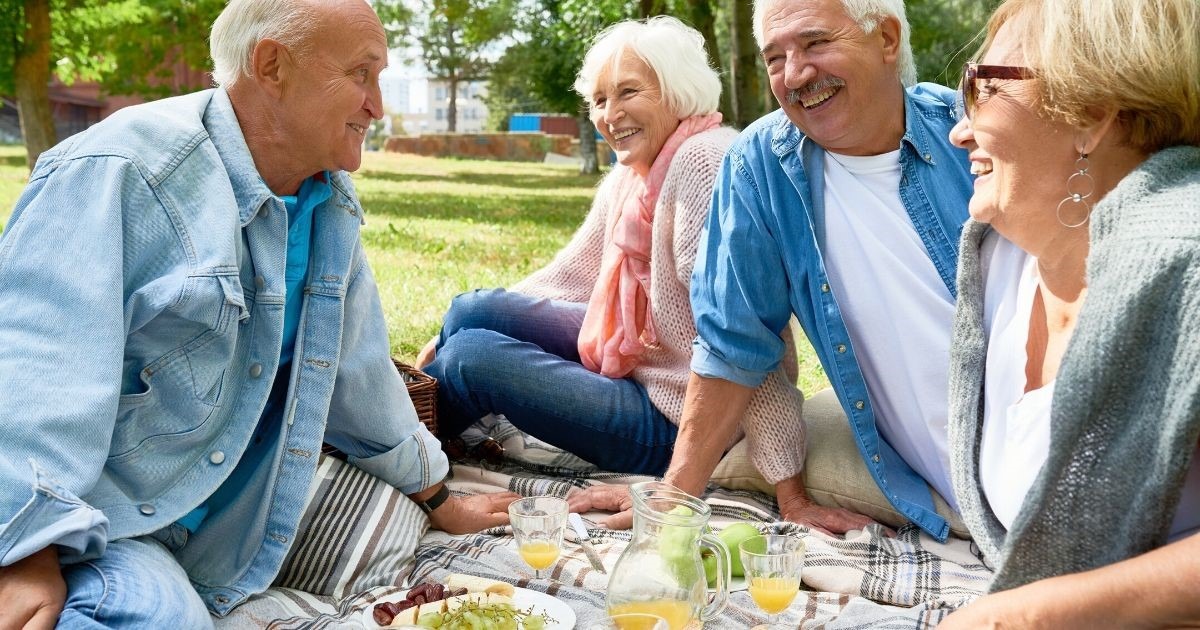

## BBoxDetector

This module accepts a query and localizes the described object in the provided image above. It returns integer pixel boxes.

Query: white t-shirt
[980,234,1200,540]
[822,150,958,511]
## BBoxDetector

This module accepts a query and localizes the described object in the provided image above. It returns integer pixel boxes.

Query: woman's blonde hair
[983,0,1200,153]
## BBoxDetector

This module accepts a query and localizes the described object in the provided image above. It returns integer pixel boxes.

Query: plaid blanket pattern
[217,417,990,629]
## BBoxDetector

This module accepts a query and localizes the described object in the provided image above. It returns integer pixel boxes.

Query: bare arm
[939,533,1200,629]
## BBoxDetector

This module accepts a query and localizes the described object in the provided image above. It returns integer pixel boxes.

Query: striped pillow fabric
[273,453,429,597]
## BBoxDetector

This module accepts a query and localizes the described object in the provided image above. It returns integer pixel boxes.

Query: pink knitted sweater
[512,128,806,484]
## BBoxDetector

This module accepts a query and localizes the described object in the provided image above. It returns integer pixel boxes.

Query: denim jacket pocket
[109,273,245,470]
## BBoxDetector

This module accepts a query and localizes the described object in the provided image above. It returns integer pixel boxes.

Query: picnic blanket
[217,416,991,629]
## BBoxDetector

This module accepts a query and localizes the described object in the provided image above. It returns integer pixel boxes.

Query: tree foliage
[1,0,222,166]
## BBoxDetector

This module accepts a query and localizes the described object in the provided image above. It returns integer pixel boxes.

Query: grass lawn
[0,144,829,394]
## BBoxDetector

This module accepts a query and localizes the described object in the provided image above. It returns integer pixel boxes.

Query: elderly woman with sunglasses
[938,0,1200,627]
[417,16,805,480]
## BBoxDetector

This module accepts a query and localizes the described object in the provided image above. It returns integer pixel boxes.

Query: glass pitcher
[605,481,730,629]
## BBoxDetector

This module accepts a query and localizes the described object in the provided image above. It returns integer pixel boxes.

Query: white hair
[753,0,917,87]
[574,16,722,118]
[210,0,317,88]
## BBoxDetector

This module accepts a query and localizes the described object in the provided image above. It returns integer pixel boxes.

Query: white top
[980,235,1200,540]
[822,150,959,511]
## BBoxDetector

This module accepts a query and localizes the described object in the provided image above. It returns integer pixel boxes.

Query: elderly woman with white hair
[419,16,805,476]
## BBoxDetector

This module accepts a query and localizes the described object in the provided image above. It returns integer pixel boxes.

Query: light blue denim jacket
[691,84,972,541]
[0,88,447,614]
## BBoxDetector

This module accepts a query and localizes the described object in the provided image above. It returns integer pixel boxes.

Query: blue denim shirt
[0,88,447,614]
[691,84,972,541]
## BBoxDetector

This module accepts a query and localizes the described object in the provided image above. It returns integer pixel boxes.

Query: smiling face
[279,0,386,175]
[589,51,682,177]
[760,0,905,155]
[948,20,1080,232]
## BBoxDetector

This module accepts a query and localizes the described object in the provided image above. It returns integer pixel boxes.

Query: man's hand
[0,546,66,630]
[937,583,1077,630]
[776,474,894,537]
[567,485,634,530]
[428,492,520,535]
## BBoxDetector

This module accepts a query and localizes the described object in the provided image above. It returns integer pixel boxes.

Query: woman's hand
[415,336,438,369]
[567,484,635,530]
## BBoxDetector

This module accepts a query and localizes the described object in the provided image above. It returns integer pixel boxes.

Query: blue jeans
[58,533,212,629]
[424,289,677,475]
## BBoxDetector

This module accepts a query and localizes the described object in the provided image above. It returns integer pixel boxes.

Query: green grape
[523,615,545,630]
[417,612,443,628]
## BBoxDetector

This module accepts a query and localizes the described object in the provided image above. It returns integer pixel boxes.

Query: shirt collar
[203,88,276,227]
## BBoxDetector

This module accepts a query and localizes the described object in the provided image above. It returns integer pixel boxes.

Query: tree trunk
[638,0,655,18]
[730,0,766,128]
[447,76,458,132]
[14,0,56,169]
[578,114,599,175]
[688,0,731,122]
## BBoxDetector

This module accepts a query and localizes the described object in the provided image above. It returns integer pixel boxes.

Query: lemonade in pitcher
[607,600,693,630]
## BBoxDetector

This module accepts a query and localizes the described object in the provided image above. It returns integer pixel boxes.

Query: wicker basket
[394,359,438,437]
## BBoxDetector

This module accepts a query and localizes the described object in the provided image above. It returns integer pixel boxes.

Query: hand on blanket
[428,491,522,535]
[566,485,635,530]
[777,479,895,538]
[0,546,66,630]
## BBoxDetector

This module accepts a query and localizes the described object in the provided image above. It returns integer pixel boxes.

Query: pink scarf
[577,113,723,377]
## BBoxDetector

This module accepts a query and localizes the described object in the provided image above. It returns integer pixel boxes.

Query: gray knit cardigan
[948,145,1200,591]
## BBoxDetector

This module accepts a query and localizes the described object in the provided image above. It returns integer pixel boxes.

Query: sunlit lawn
[0,144,829,394]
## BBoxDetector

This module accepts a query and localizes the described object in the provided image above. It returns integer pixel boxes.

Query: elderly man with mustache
[575,0,975,542]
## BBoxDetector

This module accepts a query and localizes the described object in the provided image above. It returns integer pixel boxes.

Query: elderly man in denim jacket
[575,0,974,541]
[0,1,516,626]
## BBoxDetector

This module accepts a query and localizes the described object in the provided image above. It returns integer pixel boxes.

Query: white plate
[362,585,577,629]
[707,575,747,593]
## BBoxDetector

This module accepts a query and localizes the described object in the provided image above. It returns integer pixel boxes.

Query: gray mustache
[786,78,846,105]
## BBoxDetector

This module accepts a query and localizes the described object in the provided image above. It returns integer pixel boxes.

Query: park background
[0,0,1001,395]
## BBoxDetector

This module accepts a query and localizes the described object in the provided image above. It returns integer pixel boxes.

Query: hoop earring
[1056,153,1093,228]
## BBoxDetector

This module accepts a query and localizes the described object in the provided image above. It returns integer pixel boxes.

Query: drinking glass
[586,613,670,630]
[508,495,569,580]
[740,534,805,629]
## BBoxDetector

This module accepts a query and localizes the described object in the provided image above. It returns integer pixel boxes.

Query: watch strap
[417,484,451,514]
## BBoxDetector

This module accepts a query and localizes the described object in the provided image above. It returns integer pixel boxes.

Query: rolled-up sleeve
[0,156,148,566]
[690,150,793,388]
[324,250,448,495]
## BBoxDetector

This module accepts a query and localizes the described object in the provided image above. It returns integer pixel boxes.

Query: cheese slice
[443,573,515,597]
[484,593,514,607]
[387,606,418,627]
[416,600,446,619]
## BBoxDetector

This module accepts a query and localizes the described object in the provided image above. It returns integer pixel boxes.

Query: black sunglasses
[956,63,1034,119]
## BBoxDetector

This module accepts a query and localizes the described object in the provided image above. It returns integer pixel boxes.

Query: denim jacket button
[139,503,156,516]
[872,454,881,463]
[854,400,865,410]
[249,363,263,378]
[820,283,830,293]
[836,344,847,353]
[209,451,226,465]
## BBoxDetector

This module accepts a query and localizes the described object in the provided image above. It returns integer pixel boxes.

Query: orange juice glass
[740,535,805,629]
[508,496,568,580]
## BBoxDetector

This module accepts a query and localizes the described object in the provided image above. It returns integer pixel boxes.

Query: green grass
[0,145,829,394]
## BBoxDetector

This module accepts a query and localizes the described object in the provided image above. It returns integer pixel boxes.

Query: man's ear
[878,16,902,66]
[249,38,292,99]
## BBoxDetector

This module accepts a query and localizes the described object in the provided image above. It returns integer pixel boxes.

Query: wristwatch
[417,484,451,514]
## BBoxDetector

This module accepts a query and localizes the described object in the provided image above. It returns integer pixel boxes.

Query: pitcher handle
[698,534,730,621]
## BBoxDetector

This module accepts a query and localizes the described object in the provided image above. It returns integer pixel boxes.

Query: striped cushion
[273,453,429,597]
